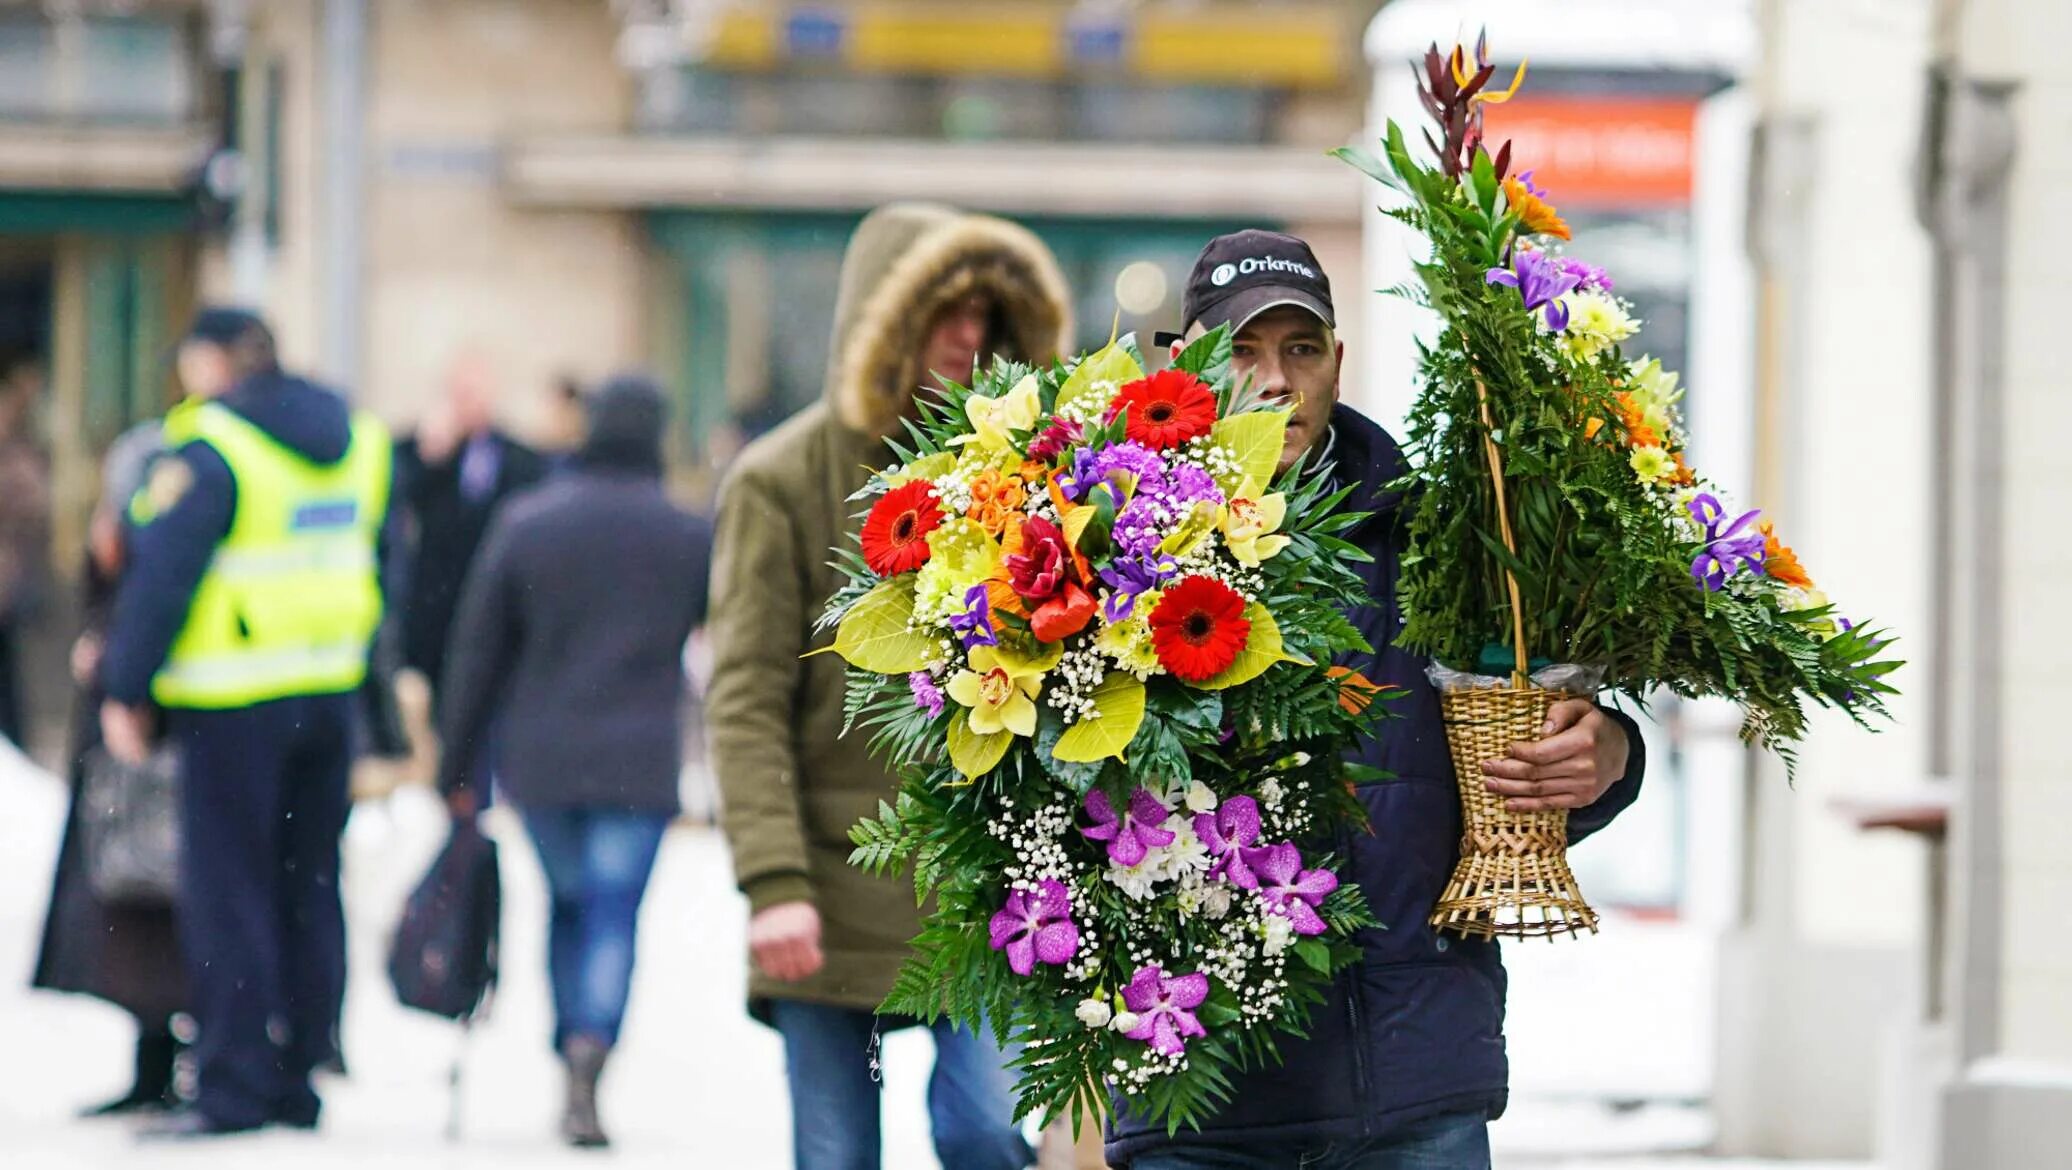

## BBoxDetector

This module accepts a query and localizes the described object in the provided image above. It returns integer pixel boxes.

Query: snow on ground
[0,738,1869,1169]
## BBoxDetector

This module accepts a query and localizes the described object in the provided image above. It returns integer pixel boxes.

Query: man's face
[1184,306,1342,474]
[176,341,235,400]
[920,293,992,396]
[445,354,497,436]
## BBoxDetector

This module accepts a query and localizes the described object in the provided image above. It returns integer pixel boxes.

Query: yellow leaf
[1052,672,1146,763]
[1054,339,1144,421]
[1198,604,1286,691]
[1061,504,1096,551]
[827,579,936,674]
[948,711,1012,779]
[887,451,955,486]
[1208,410,1290,497]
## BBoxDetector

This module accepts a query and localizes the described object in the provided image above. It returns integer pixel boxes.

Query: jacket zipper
[1344,967,1372,1136]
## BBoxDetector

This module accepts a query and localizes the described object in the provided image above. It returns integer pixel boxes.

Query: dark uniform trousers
[167,691,352,1129]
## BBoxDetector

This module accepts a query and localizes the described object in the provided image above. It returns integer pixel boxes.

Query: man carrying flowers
[1110,231,1652,1169]
[705,204,1072,1170]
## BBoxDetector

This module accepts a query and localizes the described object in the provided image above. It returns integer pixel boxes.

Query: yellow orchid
[1219,481,1292,567]
[1157,499,1221,559]
[1625,357,1685,410]
[955,373,1042,453]
[946,643,1047,737]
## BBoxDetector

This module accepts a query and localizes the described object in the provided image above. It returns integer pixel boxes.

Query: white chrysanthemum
[1203,885,1234,919]
[1559,290,1641,362]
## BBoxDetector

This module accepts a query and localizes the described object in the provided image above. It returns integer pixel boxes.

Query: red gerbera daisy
[1149,576,1253,682]
[860,481,943,576]
[1110,370,1219,450]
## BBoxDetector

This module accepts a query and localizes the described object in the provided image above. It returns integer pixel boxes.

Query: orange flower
[1669,451,1697,486]
[1614,392,1661,449]
[966,468,1026,537]
[1759,521,1813,588]
[1585,416,1606,440]
[1502,175,1571,240]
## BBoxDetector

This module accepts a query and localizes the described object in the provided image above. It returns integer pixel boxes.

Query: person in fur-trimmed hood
[706,204,1072,1170]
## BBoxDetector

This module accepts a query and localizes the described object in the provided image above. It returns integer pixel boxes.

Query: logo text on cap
[1210,263,1238,287]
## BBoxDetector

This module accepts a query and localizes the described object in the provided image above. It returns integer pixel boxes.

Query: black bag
[388,820,500,1022]
[79,745,182,907]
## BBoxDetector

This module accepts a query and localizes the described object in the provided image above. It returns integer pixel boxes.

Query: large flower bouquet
[819,331,1389,1131]
[1336,37,1902,937]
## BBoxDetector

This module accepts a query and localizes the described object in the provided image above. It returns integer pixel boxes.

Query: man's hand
[749,900,824,983]
[99,701,154,767]
[1480,698,1630,813]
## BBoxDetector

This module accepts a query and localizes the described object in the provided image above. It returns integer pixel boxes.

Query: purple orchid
[1486,248,1582,331]
[1121,964,1211,1057]
[1242,843,1340,936]
[987,879,1080,976]
[1080,787,1177,867]
[1686,493,1768,591]
[1555,255,1613,293]
[1194,796,1264,889]
[946,583,997,649]
[1098,552,1177,623]
[907,672,944,718]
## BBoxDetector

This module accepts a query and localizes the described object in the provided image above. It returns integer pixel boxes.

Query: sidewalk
[0,738,1871,1169]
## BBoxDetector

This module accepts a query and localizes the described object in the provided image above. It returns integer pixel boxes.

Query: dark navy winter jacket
[102,370,400,707]
[1107,403,1645,1163]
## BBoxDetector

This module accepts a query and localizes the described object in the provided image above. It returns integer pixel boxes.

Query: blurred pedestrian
[98,307,396,1138]
[33,419,189,1117]
[540,372,588,472]
[394,353,545,712]
[0,353,50,745]
[707,203,1071,1170]
[437,375,711,1149]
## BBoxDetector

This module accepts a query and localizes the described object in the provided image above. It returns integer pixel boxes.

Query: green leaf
[1207,409,1290,496]
[1199,604,1286,690]
[947,711,1012,779]
[1054,338,1143,420]
[1052,672,1146,763]
[1292,938,1332,974]
[1172,325,1233,390]
[827,578,936,673]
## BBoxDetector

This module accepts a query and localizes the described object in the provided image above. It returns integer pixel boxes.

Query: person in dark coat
[1111,233,1648,1169]
[437,374,711,1150]
[393,355,547,711]
[33,421,190,1117]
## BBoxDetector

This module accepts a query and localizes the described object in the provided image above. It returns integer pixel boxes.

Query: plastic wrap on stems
[1426,661,1606,697]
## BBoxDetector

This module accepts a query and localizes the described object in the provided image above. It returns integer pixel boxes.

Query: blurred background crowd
[0,0,2063,1166]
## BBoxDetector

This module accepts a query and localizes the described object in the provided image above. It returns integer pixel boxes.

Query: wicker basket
[1429,684,1599,940]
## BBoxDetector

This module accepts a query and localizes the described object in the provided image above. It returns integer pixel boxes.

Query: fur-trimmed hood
[826,203,1073,438]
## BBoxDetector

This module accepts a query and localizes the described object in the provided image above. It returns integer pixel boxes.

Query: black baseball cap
[1155,230,1335,347]
[182,306,272,348]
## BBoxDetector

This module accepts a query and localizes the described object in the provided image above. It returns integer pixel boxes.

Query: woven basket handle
[1471,368,1531,689]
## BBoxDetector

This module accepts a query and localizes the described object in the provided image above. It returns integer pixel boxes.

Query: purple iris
[946,583,996,649]
[1486,248,1582,331]
[1242,843,1340,935]
[1063,441,1168,504]
[1121,964,1211,1057]
[1099,552,1177,623]
[1081,787,1177,867]
[1686,493,1767,591]
[1195,796,1263,889]
[987,879,1080,976]
[907,672,944,718]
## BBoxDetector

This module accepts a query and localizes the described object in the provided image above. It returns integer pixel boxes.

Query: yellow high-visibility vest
[147,401,391,709]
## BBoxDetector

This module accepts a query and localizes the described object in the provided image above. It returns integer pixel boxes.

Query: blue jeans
[519,806,669,1051]
[1128,1111,1490,1170]
[768,1000,1033,1170]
